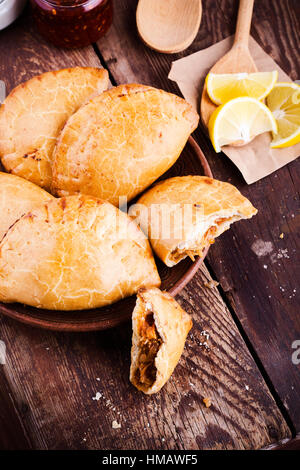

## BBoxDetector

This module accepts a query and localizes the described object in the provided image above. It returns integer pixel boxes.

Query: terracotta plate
[0,136,213,331]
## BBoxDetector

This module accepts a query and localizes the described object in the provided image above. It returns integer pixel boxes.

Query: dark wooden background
[0,0,299,450]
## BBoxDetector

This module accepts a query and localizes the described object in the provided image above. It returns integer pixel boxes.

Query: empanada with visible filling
[0,172,54,242]
[130,287,192,394]
[0,67,109,190]
[0,195,160,310]
[51,84,199,206]
[134,176,258,267]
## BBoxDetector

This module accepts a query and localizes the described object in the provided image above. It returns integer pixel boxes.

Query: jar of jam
[30,0,113,48]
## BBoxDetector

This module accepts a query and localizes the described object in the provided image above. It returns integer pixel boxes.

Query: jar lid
[0,0,27,31]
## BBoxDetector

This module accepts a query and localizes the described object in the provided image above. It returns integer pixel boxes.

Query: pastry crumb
[204,280,219,289]
[112,420,121,429]
[92,392,102,401]
[199,331,210,351]
[203,397,211,408]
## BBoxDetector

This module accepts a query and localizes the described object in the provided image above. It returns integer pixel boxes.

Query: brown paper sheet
[168,36,300,184]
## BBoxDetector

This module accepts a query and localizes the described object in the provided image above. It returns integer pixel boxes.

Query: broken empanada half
[0,67,109,190]
[0,172,54,242]
[134,176,258,267]
[130,287,192,394]
[0,195,160,310]
[52,84,199,206]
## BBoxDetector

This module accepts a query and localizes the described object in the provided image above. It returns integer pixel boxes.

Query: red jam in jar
[30,0,113,48]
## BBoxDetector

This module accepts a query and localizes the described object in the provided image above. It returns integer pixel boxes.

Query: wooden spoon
[201,0,257,129]
[136,0,202,54]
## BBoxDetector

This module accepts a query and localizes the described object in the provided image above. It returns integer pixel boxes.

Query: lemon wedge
[208,97,278,153]
[266,82,300,148]
[206,71,278,105]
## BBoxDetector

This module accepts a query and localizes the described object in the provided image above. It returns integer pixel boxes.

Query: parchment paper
[168,36,300,184]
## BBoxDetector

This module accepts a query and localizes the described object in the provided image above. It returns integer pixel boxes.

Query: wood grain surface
[97,0,300,432]
[0,1,298,450]
[0,264,290,450]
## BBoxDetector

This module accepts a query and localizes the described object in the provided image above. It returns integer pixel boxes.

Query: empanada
[134,176,258,267]
[0,67,109,190]
[0,172,54,242]
[130,287,192,394]
[52,84,199,206]
[0,195,160,310]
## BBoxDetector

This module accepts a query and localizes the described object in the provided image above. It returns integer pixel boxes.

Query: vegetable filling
[134,311,162,389]
[170,217,232,263]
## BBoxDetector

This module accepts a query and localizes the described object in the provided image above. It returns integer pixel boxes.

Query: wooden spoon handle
[234,0,254,47]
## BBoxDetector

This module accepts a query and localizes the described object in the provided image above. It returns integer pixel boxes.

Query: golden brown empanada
[0,67,109,190]
[134,176,258,266]
[0,195,160,310]
[51,84,199,206]
[130,287,192,394]
[0,172,54,242]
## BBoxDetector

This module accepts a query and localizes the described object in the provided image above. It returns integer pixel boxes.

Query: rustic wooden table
[0,0,299,451]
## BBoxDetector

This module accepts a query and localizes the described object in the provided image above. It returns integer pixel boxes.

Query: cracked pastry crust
[0,194,160,310]
[130,287,192,394]
[51,84,199,206]
[0,172,54,242]
[136,176,258,267]
[0,67,109,190]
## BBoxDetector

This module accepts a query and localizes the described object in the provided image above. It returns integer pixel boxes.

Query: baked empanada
[134,176,258,267]
[52,84,199,206]
[130,287,192,394]
[0,172,54,242]
[0,195,160,310]
[0,67,109,190]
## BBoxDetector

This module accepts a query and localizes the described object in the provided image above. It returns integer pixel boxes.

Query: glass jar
[30,0,113,48]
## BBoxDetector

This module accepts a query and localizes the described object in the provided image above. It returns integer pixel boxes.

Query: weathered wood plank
[96,0,300,430]
[0,263,290,450]
[0,3,293,450]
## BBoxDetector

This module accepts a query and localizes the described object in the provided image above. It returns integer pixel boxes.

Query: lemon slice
[206,71,278,105]
[208,97,278,153]
[266,82,300,148]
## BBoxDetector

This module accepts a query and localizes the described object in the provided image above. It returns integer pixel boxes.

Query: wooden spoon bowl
[0,137,213,332]
[136,0,202,54]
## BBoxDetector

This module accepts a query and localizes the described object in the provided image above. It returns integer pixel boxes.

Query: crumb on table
[203,397,212,408]
[112,420,121,429]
